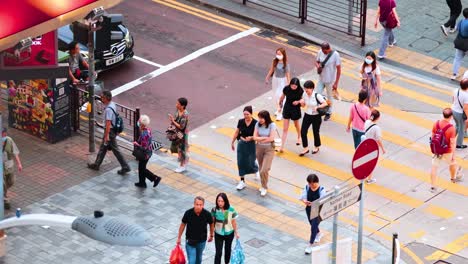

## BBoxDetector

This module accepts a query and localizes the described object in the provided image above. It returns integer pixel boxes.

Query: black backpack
[107,106,124,134]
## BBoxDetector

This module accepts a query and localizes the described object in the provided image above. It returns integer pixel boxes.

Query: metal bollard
[392,233,400,264]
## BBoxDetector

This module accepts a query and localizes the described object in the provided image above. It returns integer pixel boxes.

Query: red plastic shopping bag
[169,244,186,264]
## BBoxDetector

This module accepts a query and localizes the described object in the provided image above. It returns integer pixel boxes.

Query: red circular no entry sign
[352,138,380,180]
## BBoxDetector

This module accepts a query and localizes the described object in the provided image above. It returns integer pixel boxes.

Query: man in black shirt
[177,196,214,264]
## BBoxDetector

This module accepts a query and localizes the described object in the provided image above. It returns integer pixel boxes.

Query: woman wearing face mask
[278,77,304,152]
[299,81,328,156]
[265,48,291,121]
[231,106,259,191]
[253,110,276,197]
[360,51,382,109]
[133,115,161,188]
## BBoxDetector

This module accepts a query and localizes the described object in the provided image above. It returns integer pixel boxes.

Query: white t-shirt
[302,92,325,115]
[364,65,381,75]
[452,88,468,113]
[463,70,468,79]
[364,120,382,141]
[316,50,341,84]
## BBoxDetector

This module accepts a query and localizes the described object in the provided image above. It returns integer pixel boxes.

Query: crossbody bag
[317,50,335,75]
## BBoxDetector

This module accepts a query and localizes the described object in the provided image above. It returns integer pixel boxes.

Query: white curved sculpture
[0,212,151,247]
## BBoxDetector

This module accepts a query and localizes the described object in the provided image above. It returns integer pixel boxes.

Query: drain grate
[245,238,268,248]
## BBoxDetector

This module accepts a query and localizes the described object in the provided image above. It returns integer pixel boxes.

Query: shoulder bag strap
[457,89,464,110]
[365,124,376,133]
[321,50,335,67]
[354,104,366,122]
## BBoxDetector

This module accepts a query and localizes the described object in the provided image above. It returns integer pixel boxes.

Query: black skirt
[282,105,302,120]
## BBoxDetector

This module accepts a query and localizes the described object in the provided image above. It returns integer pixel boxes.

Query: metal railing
[71,87,140,151]
[243,0,302,19]
[242,0,367,46]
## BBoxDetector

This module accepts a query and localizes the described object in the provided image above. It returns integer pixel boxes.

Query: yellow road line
[342,71,451,109]
[163,0,251,30]
[148,162,379,262]
[394,75,454,96]
[215,127,454,218]
[153,0,248,31]
[339,89,434,129]
[425,234,468,260]
[274,36,288,42]
[162,157,423,264]
[329,113,468,196]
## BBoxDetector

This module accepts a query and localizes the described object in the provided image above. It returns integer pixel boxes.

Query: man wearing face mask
[2,128,22,210]
[314,42,342,121]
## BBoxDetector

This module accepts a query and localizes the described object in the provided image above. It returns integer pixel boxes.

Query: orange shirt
[432,120,456,153]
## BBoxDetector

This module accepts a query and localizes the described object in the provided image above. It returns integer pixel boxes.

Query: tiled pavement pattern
[2,157,396,264]
[4,126,131,213]
[186,0,468,80]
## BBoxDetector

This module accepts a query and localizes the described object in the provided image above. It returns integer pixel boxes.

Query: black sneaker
[324,114,331,121]
[87,163,99,170]
[153,176,162,187]
[134,182,147,188]
[456,145,467,149]
[118,168,131,175]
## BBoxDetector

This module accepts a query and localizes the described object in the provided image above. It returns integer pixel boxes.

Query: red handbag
[169,245,186,264]
[386,11,398,29]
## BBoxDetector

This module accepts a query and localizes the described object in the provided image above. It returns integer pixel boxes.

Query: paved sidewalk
[185,0,468,82]
[2,156,398,264]
[2,116,132,213]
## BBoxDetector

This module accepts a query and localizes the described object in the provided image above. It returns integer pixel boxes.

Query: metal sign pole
[88,24,96,153]
[357,180,365,264]
[331,185,339,264]
[0,115,3,221]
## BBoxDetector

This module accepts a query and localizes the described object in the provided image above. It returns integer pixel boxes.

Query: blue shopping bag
[231,239,245,264]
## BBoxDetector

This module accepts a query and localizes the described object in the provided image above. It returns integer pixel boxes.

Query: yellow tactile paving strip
[147,163,378,262]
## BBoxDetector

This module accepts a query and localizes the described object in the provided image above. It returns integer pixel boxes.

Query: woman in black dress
[231,106,259,191]
[278,77,304,152]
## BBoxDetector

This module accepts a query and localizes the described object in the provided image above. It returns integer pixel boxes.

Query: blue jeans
[186,241,206,264]
[378,24,395,57]
[453,49,466,75]
[308,216,320,244]
[316,81,333,114]
[352,129,365,149]
[453,110,466,146]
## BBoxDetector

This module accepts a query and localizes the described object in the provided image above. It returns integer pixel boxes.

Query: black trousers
[301,113,322,148]
[95,131,129,169]
[445,0,462,28]
[214,232,235,264]
[138,158,156,185]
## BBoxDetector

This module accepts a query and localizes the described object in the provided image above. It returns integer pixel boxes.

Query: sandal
[299,150,309,157]
[312,148,320,154]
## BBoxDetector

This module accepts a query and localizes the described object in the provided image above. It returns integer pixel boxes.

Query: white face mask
[365,58,373,65]
[276,55,283,60]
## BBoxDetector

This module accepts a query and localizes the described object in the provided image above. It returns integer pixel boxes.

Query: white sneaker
[366,178,377,184]
[260,188,267,197]
[449,25,458,34]
[451,74,459,81]
[174,166,186,173]
[304,245,312,254]
[236,181,246,190]
[441,25,449,36]
[255,171,260,180]
[314,232,323,243]
[388,40,397,47]
[276,114,282,121]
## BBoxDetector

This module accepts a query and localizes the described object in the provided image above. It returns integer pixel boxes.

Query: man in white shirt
[315,42,341,121]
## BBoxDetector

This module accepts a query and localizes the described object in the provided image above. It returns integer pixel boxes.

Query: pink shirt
[350,103,371,132]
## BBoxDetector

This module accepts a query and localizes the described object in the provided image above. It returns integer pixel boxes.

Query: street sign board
[352,138,379,180]
[318,184,362,221]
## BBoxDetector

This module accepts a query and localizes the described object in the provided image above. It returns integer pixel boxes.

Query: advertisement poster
[2,31,57,68]
[8,79,55,142]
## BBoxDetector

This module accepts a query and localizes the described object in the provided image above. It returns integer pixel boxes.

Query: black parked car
[58,13,134,73]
